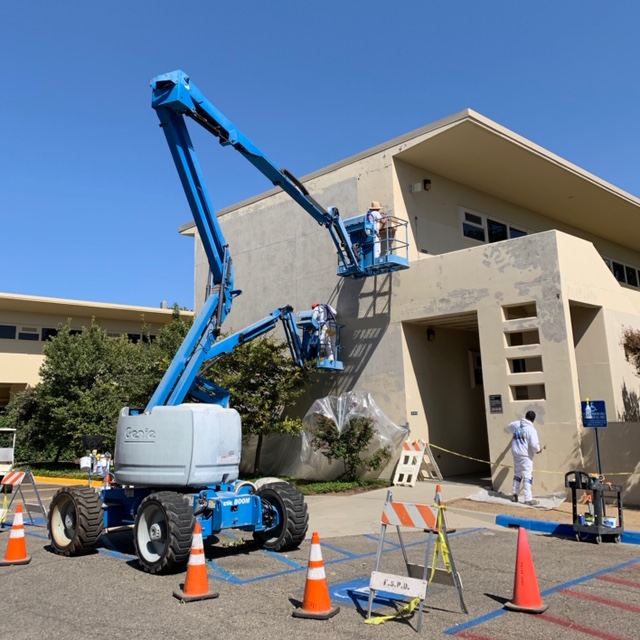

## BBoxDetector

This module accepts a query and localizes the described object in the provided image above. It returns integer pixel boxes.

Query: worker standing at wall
[508,410,542,506]
[311,302,338,362]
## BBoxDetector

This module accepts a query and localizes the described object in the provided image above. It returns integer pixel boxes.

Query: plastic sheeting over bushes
[240,391,408,480]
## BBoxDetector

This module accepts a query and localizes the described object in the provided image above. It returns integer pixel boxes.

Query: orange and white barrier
[292,532,340,620]
[382,500,437,531]
[1,471,26,486]
[0,504,31,566]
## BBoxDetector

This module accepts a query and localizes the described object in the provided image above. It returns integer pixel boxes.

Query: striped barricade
[366,491,467,631]
[392,441,426,487]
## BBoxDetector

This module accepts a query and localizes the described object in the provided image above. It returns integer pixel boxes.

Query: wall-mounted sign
[489,394,503,414]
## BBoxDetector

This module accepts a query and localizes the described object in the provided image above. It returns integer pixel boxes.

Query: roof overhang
[178,108,640,252]
[0,293,193,323]
[395,109,640,252]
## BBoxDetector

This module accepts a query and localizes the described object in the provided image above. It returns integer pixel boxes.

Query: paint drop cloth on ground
[466,488,566,510]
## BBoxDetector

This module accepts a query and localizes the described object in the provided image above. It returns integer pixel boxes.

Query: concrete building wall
[189,116,640,503]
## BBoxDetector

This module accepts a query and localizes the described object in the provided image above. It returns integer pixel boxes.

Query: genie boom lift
[46,71,409,573]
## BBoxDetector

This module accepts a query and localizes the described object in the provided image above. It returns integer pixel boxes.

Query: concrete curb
[495,514,640,545]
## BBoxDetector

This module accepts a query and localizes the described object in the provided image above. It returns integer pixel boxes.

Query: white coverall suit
[508,418,541,502]
[311,303,337,361]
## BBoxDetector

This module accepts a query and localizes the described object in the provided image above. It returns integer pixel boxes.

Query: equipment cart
[565,470,624,543]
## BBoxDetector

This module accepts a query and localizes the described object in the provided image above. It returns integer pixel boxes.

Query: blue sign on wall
[581,400,607,428]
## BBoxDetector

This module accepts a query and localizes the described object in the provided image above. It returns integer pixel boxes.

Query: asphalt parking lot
[2,482,640,639]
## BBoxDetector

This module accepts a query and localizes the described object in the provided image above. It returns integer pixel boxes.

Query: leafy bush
[310,414,392,481]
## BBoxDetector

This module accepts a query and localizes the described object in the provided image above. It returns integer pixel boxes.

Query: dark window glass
[127,333,141,344]
[464,212,482,225]
[41,328,58,341]
[69,329,82,336]
[512,359,526,373]
[487,219,508,243]
[509,227,527,239]
[626,266,638,287]
[462,223,485,242]
[18,332,39,341]
[0,325,16,340]
[612,262,626,283]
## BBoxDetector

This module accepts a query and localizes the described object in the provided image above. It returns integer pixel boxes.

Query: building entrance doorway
[405,314,490,481]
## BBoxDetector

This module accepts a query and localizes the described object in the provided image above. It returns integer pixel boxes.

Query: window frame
[459,207,528,245]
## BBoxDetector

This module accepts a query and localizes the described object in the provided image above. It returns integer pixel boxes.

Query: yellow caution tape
[364,597,421,625]
[428,443,636,477]
[0,489,8,524]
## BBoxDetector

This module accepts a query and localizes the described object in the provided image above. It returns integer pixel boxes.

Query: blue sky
[2,2,639,309]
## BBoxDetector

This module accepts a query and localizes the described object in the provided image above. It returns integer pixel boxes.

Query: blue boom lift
[46,71,409,574]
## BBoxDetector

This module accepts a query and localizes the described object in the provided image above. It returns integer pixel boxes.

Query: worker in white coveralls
[311,302,338,362]
[508,410,542,506]
[366,201,385,260]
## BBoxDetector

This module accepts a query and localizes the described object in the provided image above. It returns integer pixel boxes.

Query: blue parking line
[207,559,243,583]
[259,548,304,569]
[444,554,640,635]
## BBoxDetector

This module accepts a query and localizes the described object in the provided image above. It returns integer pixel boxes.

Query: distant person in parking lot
[508,410,542,506]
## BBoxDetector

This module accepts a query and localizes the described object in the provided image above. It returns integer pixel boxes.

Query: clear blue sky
[2,2,639,309]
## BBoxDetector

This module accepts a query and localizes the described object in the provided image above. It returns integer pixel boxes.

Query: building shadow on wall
[297,271,394,405]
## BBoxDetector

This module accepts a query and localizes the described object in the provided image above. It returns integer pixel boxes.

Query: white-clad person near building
[508,410,542,506]
[366,201,385,260]
[311,302,338,362]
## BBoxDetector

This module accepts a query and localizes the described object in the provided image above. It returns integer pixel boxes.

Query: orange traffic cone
[173,522,219,602]
[293,532,340,620]
[505,527,548,613]
[434,484,443,506]
[0,504,31,566]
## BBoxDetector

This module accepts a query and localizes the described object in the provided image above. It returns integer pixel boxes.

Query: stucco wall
[191,145,640,499]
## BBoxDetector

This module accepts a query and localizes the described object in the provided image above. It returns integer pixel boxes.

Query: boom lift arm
[151,70,363,275]
[150,70,408,280]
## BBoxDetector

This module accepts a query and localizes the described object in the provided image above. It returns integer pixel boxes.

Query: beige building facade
[0,293,193,412]
[184,109,640,503]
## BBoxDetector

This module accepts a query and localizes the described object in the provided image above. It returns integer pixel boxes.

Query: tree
[310,414,392,481]
[623,327,640,374]
[621,328,640,421]
[203,336,311,474]
[0,307,192,462]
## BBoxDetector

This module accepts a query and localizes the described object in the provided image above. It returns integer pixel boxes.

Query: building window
[603,256,640,289]
[508,356,543,373]
[18,327,39,341]
[460,208,527,244]
[505,329,540,347]
[0,325,17,340]
[468,350,483,387]
[511,384,546,401]
[127,333,141,344]
[42,328,58,341]
[503,302,537,321]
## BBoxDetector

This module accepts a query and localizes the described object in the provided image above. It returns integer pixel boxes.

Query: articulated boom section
[150,70,409,279]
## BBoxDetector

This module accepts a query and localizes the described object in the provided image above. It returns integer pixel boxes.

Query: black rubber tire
[133,491,195,575]
[253,481,308,552]
[48,486,104,556]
